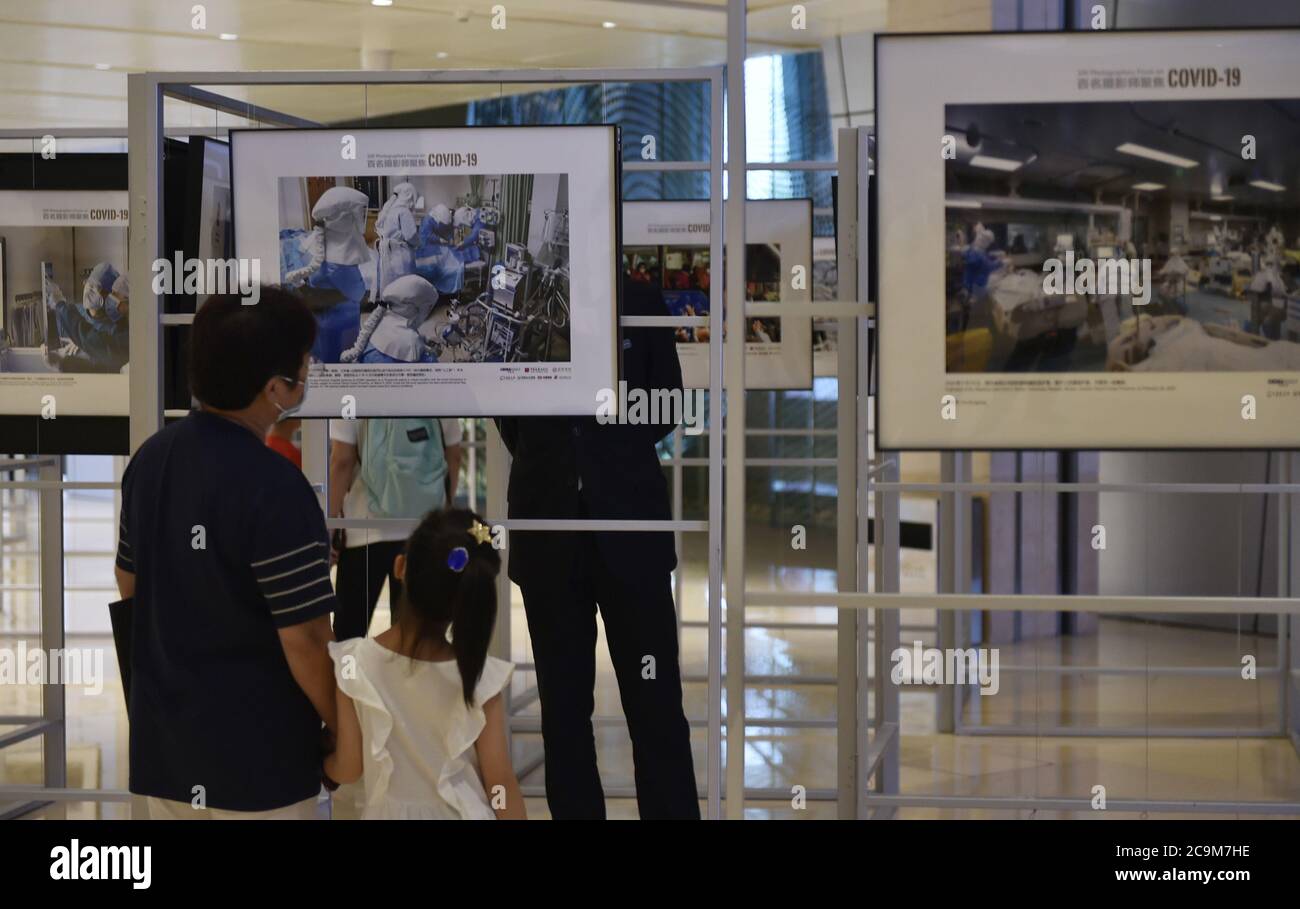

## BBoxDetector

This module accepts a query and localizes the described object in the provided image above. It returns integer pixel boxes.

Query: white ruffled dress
[328,638,514,820]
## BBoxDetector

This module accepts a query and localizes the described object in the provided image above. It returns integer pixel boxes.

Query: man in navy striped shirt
[114,288,338,818]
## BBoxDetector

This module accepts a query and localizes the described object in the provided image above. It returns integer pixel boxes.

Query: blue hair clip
[447,546,470,573]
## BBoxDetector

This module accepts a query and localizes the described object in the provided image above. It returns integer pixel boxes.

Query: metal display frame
[0,126,137,819]
[117,57,874,821]
[0,66,874,820]
[4,4,1299,820]
[125,65,733,817]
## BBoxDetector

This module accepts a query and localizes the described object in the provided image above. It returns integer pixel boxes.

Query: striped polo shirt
[115,409,336,811]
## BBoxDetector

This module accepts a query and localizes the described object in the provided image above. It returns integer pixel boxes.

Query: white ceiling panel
[0,0,896,129]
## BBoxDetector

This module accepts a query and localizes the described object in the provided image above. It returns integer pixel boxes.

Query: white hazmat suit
[375,182,420,290]
[286,186,372,284]
[342,274,439,364]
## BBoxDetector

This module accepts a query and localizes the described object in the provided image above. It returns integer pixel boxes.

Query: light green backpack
[358,419,448,518]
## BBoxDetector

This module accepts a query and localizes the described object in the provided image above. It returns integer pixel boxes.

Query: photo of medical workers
[0,224,130,377]
[45,262,131,373]
[943,98,1300,374]
[277,173,572,366]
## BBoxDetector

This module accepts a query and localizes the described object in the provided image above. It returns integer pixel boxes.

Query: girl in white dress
[324,509,525,819]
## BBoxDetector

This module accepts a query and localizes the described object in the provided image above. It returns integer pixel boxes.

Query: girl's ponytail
[450,548,498,706]
[400,508,502,706]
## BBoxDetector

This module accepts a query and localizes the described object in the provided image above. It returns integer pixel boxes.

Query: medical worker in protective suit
[285,185,372,363]
[419,203,454,247]
[1155,248,1191,316]
[958,223,1002,332]
[1264,224,1285,259]
[375,182,421,292]
[416,203,465,295]
[451,205,486,264]
[341,273,438,364]
[1206,222,1228,257]
[48,263,130,372]
[1248,252,1288,338]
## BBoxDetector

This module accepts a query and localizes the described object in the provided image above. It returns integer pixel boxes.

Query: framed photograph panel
[876,29,1300,449]
[0,190,129,417]
[622,198,813,389]
[231,126,620,417]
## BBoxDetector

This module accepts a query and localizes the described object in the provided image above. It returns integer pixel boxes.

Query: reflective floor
[6,518,1300,820]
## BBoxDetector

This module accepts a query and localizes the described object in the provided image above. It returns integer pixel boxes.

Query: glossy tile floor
[7,520,1300,820]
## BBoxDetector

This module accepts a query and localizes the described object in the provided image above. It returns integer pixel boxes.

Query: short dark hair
[188,287,317,410]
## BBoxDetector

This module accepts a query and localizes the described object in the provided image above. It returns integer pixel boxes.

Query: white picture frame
[876,29,1300,449]
[622,198,813,389]
[231,126,620,418]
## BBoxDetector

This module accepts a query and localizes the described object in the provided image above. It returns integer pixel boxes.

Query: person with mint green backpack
[328,417,463,640]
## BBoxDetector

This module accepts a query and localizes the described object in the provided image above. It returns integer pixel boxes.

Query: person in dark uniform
[496,275,698,820]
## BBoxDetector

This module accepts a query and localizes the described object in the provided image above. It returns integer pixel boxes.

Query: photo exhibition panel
[231,126,619,417]
[876,29,1300,448]
[0,190,129,416]
[623,198,813,390]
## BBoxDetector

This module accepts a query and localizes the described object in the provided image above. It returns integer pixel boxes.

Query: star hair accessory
[447,546,470,572]
[469,520,493,546]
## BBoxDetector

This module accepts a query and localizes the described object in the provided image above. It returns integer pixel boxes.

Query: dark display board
[0,152,132,454]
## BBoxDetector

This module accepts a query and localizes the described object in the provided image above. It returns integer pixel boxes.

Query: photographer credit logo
[595,382,706,436]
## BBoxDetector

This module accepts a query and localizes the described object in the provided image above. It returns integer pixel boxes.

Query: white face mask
[274,374,308,421]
